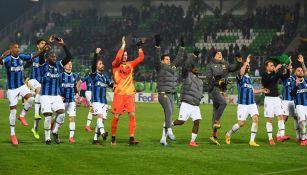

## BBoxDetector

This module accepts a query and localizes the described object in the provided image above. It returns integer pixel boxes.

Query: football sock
[69,121,75,138]
[86,112,92,126]
[44,116,52,140]
[266,122,273,140]
[53,113,65,134]
[278,120,285,136]
[191,133,197,142]
[229,123,240,136]
[34,94,40,116]
[9,109,17,135]
[97,117,105,134]
[20,97,34,117]
[250,122,258,142]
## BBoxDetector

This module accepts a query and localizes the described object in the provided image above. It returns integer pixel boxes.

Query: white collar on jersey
[64,72,72,76]
[11,55,19,59]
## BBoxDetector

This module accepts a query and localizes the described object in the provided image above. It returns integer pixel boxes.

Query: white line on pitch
[260,167,307,175]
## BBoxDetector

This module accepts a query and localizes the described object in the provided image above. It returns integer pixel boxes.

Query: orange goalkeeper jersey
[112,48,144,95]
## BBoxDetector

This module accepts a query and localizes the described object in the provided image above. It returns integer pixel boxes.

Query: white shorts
[178,102,202,121]
[282,100,296,117]
[28,79,41,91]
[40,95,65,114]
[85,91,92,105]
[7,85,31,106]
[264,96,284,118]
[296,105,307,122]
[92,102,108,119]
[65,102,76,116]
[237,104,259,120]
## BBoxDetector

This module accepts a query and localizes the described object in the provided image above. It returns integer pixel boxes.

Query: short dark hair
[295,66,302,71]
[9,42,18,48]
[36,39,46,45]
[45,51,56,58]
[265,60,274,66]
[96,58,104,65]
[161,54,170,61]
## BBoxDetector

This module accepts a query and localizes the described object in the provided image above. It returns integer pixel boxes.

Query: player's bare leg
[249,115,260,146]
[32,87,41,139]
[43,113,53,145]
[266,117,275,145]
[226,120,245,145]
[9,105,18,145]
[190,120,200,147]
[69,116,76,143]
[19,93,34,126]
[52,109,65,144]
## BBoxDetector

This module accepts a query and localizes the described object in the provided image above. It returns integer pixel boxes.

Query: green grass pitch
[0,99,306,175]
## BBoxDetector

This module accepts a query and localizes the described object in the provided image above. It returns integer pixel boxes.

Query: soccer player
[90,48,113,144]
[28,38,52,139]
[38,37,73,144]
[81,72,93,132]
[59,61,81,143]
[279,56,305,142]
[225,55,269,146]
[154,34,184,146]
[0,43,43,145]
[262,60,291,145]
[111,36,144,145]
[206,52,242,145]
[172,50,203,147]
[290,66,307,146]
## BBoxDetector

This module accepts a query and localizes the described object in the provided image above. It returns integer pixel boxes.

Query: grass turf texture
[0,99,306,175]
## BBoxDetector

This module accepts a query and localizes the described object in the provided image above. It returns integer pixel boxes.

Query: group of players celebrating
[0,34,306,147]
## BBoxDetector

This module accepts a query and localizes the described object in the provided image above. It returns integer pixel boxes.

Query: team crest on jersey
[222,64,226,69]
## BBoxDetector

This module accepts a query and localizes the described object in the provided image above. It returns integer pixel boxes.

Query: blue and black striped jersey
[3,54,32,89]
[292,78,307,106]
[59,72,79,103]
[81,74,92,91]
[29,52,47,82]
[282,75,295,101]
[39,60,63,96]
[90,73,113,103]
[237,74,255,105]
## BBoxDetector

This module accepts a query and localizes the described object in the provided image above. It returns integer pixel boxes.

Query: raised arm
[172,36,185,67]
[298,54,307,76]
[182,54,195,78]
[239,55,251,77]
[38,45,51,65]
[228,54,243,72]
[92,48,101,73]
[112,36,125,67]
[130,48,145,68]
[173,47,184,67]
[154,34,162,71]
[58,38,72,66]
[280,67,291,80]
[0,50,11,65]
[74,74,81,95]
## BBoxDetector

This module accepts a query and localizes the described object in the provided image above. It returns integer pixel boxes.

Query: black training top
[261,70,290,97]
